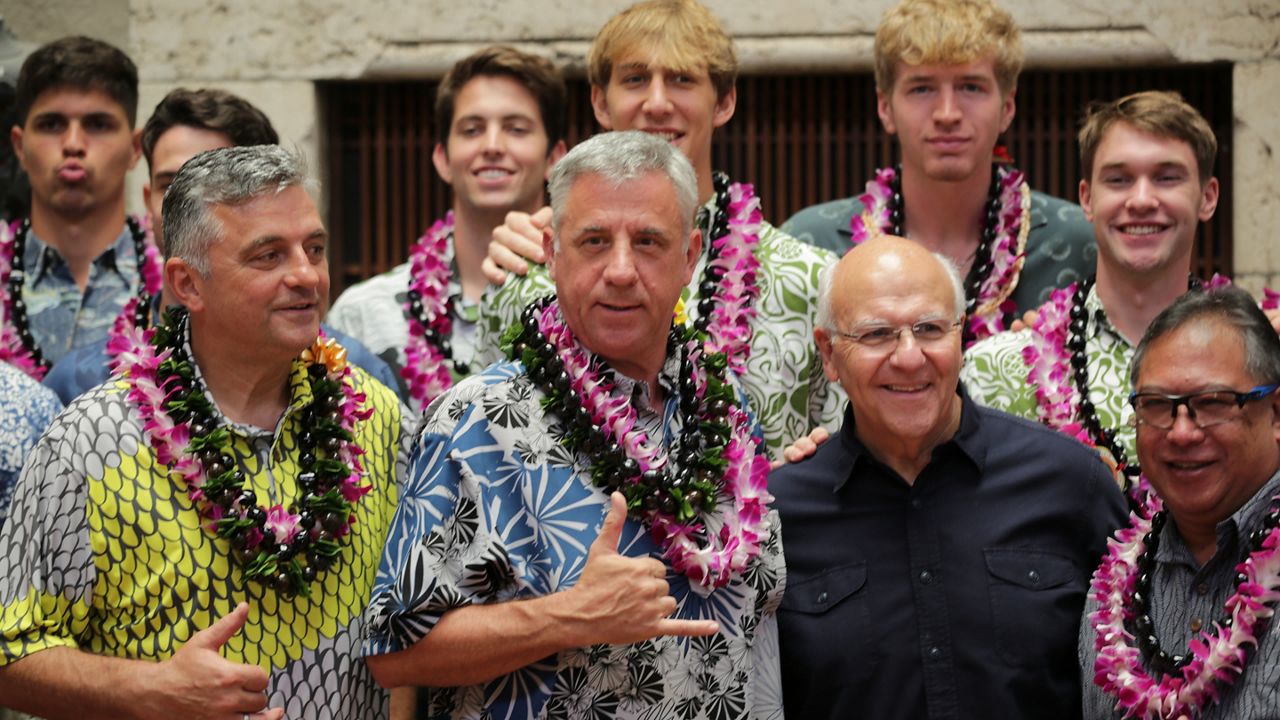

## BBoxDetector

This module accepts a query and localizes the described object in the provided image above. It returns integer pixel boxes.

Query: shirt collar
[832,386,985,492]
[608,351,682,412]
[1086,283,1132,348]
[25,221,133,283]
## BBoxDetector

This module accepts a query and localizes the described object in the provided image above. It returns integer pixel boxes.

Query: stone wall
[1,0,1276,288]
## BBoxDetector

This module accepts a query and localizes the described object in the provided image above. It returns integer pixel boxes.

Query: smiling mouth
[643,129,682,143]
[1119,224,1167,236]
[475,168,513,179]
[885,383,929,393]
[1167,459,1213,471]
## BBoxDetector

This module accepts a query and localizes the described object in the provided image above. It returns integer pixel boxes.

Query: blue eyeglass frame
[1127,383,1280,427]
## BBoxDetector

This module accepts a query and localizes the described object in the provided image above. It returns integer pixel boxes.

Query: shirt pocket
[779,561,874,686]
[984,547,1083,667]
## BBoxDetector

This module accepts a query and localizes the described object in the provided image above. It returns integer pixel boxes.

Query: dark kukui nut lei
[146,307,365,597]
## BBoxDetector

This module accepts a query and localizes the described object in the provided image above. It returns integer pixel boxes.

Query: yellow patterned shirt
[0,359,410,719]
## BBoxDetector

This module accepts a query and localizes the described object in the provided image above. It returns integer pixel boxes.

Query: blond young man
[480,0,841,456]
[784,0,1096,345]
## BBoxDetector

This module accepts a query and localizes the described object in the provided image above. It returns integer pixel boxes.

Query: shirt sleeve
[0,416,97,665]
[960,329,1040,420]
[476,268,556,367]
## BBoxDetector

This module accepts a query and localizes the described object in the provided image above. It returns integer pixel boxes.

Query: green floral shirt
[478,205,843,457]
[960,284,1137,460]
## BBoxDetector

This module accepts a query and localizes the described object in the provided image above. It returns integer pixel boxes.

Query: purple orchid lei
[116,307,373,596]
[698,176,763,376]
[524,300,773,590]
[1090,501,1280,719]
[2,214,162,380]
[402,212,456,410]
[850,165,1029,345]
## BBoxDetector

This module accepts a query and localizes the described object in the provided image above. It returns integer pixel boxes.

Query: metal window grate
[320,63,1232,297]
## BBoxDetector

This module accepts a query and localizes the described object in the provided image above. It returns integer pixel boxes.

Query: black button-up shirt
[773,393,1127,719]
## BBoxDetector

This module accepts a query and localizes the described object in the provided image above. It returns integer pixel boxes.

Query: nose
[1164,403,1205,445]
[482,123,503,155]
[887,329,928,370]
[642,78,673,117]
[283,245,321,290]
[1125,177,1159,212]
[601,241,638,286]
[933,87,961,125]
[62,121,86,156]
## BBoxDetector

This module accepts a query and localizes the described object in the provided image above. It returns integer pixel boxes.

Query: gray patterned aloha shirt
[479,193,843,457]
[0,355,411,719]
[364,356,786,720]
[960,283,1136,462]
[782,185,1097,313]
[17,221,143,366]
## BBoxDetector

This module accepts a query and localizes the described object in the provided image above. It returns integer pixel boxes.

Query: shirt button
[918,569,934,585]
[1027,570,1041,586]
[817,591,829,604]
[1190,617,1203,632]
[910,498,922,509]
[1196,583,1210,596]
[928,646,942,660]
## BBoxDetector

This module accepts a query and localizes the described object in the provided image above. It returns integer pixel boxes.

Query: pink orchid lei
[518,300,773,590]
[1090,502,1280,719]
[850,165,1029,345]
[402,212,456,411]
[697,175,763,376]
[118,307,373,596]
[1,215,161,379]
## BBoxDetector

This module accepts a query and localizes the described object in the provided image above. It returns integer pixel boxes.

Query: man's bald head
[817,235,965,332]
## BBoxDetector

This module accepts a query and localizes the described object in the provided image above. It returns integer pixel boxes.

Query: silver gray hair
[815,248,966,331]
[547,130,699,251]
[162,145,317,276]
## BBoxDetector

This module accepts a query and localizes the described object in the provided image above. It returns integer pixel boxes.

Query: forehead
[1092,122,1199,175]
[151,126,233,173]
[27,85,128,119]
[893,56,998,87]
[451,75,543,124]
[1137,318,1250,390]
[559,171,682,231]
[210,185,321,240]
[837,256,956,323]
[609,47,709,80]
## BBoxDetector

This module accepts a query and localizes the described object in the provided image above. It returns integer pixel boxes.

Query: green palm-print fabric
[477,209,843,458]
[960,285,1136,460]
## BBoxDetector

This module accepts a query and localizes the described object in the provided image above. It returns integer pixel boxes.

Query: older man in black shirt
[773,235,1127,719]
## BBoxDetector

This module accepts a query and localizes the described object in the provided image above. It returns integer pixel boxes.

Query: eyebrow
[455,113,537,126]
[1097,160,1191,174]
[239,229,328,256]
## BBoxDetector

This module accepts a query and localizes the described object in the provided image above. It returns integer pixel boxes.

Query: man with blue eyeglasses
[771,234,1126,719]
[1080,285,1280,719]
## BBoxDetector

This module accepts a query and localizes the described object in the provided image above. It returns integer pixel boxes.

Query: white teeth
[647,131,678,142]
[1122,224,1163,235]
[477,169,511,178]
[886,384,927,392]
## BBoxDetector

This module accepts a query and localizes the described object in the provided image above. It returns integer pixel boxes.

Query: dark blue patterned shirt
[0,361,62,528]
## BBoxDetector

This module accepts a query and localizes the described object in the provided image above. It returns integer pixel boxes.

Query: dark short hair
[434,45,566,149]
[141,88,279,170]
[14,36,138,126]
[1132,285,1280,388]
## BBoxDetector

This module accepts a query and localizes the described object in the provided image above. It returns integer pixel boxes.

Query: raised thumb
[189,602,250,651]
[591,491,627,555]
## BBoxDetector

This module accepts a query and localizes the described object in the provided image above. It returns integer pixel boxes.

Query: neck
[189,321,294,430]
[694,157,715,207]
[1095,260,1190,344]
[29,197,127,290]
[899,165,991,272]
[450,204,507,303]
[1170,514,1219,567]
[857,399,962,485]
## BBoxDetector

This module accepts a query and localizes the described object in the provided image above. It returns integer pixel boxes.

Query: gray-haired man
[0,145,409,719]
[363,130,785,720]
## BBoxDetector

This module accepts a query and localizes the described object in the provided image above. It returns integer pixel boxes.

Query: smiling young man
[961,91,1229,488]
[783,0,1095,345]
[480,0,842,456]
[2,36,152,377]
[325,46,566,409]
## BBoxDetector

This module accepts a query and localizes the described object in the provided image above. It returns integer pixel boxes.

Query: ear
[876,89,896,136]
[814,327,841,384]
[590,85,614,130]
[1196,176,1220,223]
[998,88,1017,134]
[431,143,453,186]
[165,257,206,313]
[142,181,153,211]
[712,86,737,129]
[10,125,25,170]
[128,127,142,170]
[543,227,557,281]
[682,228,702,283]
[1078,179,1094,222]
[545,139,567,179]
